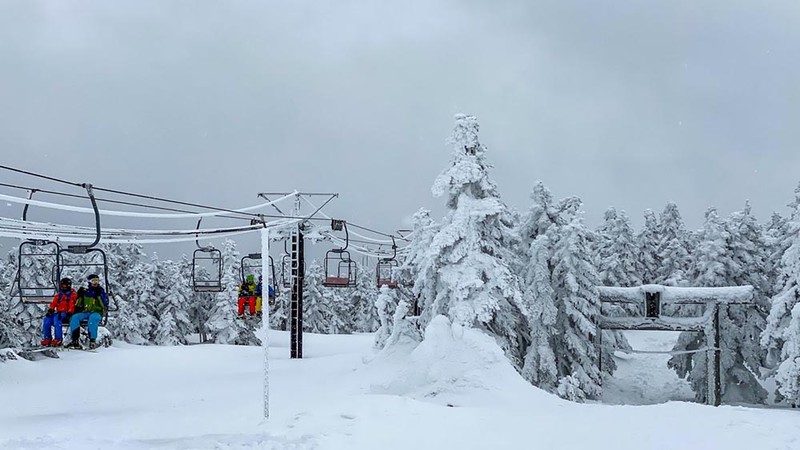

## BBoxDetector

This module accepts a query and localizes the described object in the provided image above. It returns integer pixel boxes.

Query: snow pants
[69,312,102,340]
[238,297,256,315]
[42,312,70,340]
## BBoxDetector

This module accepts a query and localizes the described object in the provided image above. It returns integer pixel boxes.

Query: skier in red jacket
[41,278,77,347]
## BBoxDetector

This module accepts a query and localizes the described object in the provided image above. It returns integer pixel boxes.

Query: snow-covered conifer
[637,209,660,284]
[383,296,422,349]
[397,208,438,322]
[302,262,350,334]
[550,211,603,400]
[763,184,800,403]
[0,250,27,348]
[114,260,156,345]
[671,207,768,403]
[104,242,147,336]
[594,207,642,288]
[519,234,558,391]
[152,257,193,345]
[351,262,379,333]
[656,203,691,286]
[422,114,528,367]
[374,285,399,348]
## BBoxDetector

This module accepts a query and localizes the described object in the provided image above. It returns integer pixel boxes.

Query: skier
[41,278,77,347]
[238,274,258,316]
[255,275,276,314]
[66,274,108,349]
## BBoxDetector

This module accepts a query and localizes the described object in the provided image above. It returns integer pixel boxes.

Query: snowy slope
[1,325,799,450]
[602,331,695,405]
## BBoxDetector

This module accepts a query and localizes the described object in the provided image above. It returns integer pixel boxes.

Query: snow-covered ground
[2,324,799,450]
[602,331,695,405]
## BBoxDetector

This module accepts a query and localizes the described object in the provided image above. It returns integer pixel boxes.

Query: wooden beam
[598,285,754,305]
[598,315,708,332]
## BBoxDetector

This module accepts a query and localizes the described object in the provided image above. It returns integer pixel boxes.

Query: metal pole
[290,195,304,359]
[290,223,305,358]
[714,304,722,407]
[261,227,270,420]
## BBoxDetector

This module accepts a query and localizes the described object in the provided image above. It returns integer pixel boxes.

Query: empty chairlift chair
[192,247,223,292]
[323,219,357,288]
[15,240,61,304]
[375,236,399,289]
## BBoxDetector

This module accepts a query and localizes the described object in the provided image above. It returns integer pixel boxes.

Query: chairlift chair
[192,219,224,292]
[323,219,357,288]
[15,239,61,304]
[57,245,114,310]
[192,247,223,292]
[280,253,292,289]
[375,236,399,289]
[12,190,61,303]
[240,253,278,294]
[376,258,399,289]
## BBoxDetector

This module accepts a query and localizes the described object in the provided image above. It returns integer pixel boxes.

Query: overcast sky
[1,1,799,259]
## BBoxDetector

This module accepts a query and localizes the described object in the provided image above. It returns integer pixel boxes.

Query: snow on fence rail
[597,285,753,305]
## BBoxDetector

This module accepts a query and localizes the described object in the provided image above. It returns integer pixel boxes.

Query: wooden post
[597,323,603,374]
[705,303,721,407]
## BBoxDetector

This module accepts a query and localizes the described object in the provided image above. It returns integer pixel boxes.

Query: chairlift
[240,253,278,294]
[280,253,291,289]
[323,219,357,288]
[376,236,399,289]
[11,190,61,304]
[191,218,223,292]
[56,184,116,313]
[15,240,61,303]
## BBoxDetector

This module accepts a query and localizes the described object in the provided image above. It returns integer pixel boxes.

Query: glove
[46,309,55,317]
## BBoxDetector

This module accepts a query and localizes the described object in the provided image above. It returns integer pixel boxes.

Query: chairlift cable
[0,191,296,220]
[0,164,293,219]
[0,181,253,220]
[0,164,83,188]
[300,196,409,244]
[0,217,287,237]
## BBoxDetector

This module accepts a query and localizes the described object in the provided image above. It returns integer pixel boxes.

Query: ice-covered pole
[260,226,270,419]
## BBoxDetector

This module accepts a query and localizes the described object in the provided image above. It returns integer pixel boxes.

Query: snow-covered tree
[594,207,642,288]
[397,208,438,321]
[519,234,558,391]
[269,286,289,331]
[374,285,399,348]
[0,249,27,348]
[351,261,379,333]
[763,183,800,404]
[637,209,660,284]
[657,203,691,286]
[301,262,351,334]
[114,260,156,345]
[550,211,603,400]
[519,181,560,247]
[382,296,422,349]
[151,257,193,345]
[104,242,148,336]
[670,207,768,404]
[764,212,790,303]
[420,114,528,367]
